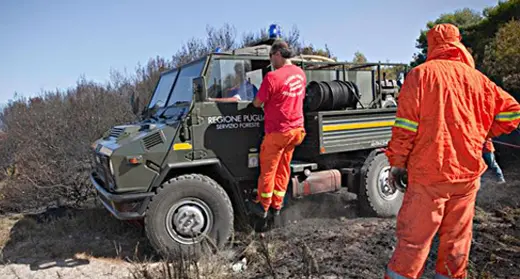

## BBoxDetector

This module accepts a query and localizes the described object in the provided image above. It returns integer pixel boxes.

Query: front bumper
[90,172,154,220]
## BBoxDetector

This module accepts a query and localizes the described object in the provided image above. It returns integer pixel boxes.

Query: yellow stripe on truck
[322,121,395,132]
[173,143,193,150]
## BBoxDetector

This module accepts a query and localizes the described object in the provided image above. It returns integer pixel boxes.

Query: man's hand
[389,166,408,193]
[252,96,263,108]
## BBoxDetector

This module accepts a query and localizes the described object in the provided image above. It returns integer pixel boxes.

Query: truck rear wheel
[144,174,234,259]
[359,152,403,217]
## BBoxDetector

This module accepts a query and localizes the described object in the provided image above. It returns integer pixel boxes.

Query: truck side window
[207,59,262,102]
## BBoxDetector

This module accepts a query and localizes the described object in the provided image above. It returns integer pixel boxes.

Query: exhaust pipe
[291,169,342,198]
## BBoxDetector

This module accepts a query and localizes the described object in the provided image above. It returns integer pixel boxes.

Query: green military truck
[90,36,409,258]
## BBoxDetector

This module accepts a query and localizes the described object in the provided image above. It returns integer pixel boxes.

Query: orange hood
[426,23,475,68]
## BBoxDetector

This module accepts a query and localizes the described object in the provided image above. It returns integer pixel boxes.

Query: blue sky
[0,0,500,105]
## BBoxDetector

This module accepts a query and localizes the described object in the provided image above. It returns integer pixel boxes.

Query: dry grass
[129,253,234,279]
[128,227,298,279]
[0,213,20,252]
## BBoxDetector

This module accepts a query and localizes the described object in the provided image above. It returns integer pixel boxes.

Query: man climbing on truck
[384,23,520,279]
[249,39,307,218]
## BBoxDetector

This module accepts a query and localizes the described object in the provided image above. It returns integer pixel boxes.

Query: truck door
[190,58,268,180]
[193,102,264,180]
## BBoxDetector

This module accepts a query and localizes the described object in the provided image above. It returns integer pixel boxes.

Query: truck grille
[143,131,164,150]
[93,152,115,190]
[109,127,125,138]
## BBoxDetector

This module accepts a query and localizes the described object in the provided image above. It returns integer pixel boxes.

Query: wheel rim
[165,198,213,245]
[378,166,399,200]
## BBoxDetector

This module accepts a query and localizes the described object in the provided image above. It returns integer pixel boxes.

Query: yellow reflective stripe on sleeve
[273,190,286,197]
[393,117,418,133]
[260,192,273,198]
[495,111,520,122]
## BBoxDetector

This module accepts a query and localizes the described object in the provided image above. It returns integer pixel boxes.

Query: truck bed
[295,108,397,158]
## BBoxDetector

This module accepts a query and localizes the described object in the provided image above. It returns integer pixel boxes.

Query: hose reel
[305,80,361,112]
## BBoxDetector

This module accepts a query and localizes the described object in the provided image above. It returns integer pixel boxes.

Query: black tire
[359,152,404,217]
[144,174,234,260]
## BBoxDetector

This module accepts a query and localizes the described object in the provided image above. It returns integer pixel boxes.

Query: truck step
[290,160,318,173]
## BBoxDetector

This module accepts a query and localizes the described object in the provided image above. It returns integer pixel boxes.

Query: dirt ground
[0,163,519,279]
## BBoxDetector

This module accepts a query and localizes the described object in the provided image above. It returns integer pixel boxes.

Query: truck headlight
[109,159,114,175]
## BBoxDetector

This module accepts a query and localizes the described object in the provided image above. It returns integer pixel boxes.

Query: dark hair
[271,39,295,58]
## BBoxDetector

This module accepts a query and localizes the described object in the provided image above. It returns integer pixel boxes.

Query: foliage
[300,44,336,60]
[482,19,520,97]
[411,8,483,67]
[352,51,368,64]
[464,0,520,69]
[409,0,520,98]
[349,52,407,81]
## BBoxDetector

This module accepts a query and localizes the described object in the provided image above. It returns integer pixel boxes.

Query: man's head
[233,61,252,84]
[269,39,294,69]
[426,23,475,68]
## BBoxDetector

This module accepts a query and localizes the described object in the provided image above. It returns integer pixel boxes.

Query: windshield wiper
[171,101,191,106]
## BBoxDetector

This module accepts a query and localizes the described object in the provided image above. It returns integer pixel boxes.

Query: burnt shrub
[0,78,137,213]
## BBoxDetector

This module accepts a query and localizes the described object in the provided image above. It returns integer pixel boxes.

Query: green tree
[300,44,336,60]
[482,19,520,97]
[411,8,483,67]
[352,51,367,64]
[464,0,520,69]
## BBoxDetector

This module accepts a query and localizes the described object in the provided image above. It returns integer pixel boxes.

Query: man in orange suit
[385,23,520,279]
[250,39,307,218]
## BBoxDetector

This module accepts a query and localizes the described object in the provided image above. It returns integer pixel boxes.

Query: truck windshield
[166,59,205,106]
[148,69,179,109]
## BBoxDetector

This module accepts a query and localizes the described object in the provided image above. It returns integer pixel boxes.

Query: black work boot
[271,207,282,217]
[250,201,268,219]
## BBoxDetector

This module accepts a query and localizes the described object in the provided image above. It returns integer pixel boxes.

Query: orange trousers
[256,127,306,211]
[385,179,480,279]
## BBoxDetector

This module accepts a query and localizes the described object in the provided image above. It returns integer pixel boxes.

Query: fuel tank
[291,169,342,198]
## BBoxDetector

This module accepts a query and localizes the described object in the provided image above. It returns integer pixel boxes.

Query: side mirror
[193,76,207,102]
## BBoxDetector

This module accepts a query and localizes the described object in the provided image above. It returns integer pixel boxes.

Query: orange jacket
[385,24,520,185]
[483,139,495,153]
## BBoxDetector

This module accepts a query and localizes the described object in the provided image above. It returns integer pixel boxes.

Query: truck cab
[90,37,409,259]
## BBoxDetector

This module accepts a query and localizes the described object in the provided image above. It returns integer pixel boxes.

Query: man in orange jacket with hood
[384,23,520,279]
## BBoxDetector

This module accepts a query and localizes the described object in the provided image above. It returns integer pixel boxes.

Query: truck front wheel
[145,174,234,259]
[359,152,404,217]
